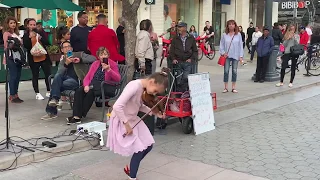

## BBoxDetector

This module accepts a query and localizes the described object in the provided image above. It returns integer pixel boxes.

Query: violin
[123,90,166,138]
[141,89,165,115]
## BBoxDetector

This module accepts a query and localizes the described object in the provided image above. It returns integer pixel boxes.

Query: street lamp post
[252,0,280,82]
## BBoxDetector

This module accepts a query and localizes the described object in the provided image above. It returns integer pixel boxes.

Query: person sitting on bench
[41,41,96,120]
[67,47,121,125]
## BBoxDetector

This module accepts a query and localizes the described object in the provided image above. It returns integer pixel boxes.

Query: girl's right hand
[124,122,133,135]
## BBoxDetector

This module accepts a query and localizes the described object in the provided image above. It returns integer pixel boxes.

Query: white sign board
[188,73,215,135]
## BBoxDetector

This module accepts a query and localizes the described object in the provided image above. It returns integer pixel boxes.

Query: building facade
[278,0,320,26]
[18,0,279,45]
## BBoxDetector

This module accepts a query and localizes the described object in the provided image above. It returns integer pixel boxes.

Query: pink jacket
[83,59,121,87]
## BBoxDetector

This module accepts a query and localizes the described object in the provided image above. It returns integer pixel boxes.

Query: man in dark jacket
[246,22,255,53]
[272,22,283,45]
[41,41,96,120]
[169,22,198,92]
[255,27,274,83]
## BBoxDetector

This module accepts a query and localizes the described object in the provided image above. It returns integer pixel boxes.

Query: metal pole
[293,0,298,25]
[251,0,280,82]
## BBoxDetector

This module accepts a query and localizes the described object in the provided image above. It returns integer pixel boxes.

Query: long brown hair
[283,24,296,41]
[225,20,239,34]
[3,16,19,35]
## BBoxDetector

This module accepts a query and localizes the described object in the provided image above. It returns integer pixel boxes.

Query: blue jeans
[223,58,238,82]
[7,59,22,96]
[46,74,79,115]
[129,145,153,178]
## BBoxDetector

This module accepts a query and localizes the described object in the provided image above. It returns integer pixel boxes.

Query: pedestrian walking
[107,68,169,180]
[250,26,262,62]
[219,20,244,93]
[246,22,255,54]
[23,18,51,100]
[239,26,247,66]
[276,25,300,88]
[3,16,25,103]
[135,19,154,75]
[254,26,274,83]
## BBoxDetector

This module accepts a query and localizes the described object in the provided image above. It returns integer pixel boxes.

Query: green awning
[0,0,84,11]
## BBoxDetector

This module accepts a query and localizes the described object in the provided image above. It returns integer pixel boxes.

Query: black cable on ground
[0,128,106,172]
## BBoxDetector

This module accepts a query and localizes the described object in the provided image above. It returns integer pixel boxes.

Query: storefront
[278,0,319,26]
[163,0,200,38]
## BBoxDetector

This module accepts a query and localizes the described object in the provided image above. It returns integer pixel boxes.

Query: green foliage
[0,9,14,25]
[46,45,60,54]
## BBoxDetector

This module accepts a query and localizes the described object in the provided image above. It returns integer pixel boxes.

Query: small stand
[0,45,34,152]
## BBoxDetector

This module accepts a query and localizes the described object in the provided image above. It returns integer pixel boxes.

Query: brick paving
[156,95,320,180]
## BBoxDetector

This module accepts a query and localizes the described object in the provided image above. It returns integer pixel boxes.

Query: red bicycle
[159,37,171,67]
[196,36,215,60]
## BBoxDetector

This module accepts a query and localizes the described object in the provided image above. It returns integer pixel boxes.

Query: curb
[0,137,99,170]
[215,81,320,112]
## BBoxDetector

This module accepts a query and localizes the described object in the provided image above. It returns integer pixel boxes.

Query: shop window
[57,10,74,28]
[164,0,200,36]
[113,0,123,29]
[79,0,108,26]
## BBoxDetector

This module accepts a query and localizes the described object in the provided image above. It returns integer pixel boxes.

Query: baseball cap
[300,26,306,29]
[263,26,270,31]
[177,22,187,27]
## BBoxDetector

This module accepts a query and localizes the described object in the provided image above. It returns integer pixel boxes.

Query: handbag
[279,44,285,52]
[290,35,304,56]
[218,35,235,66]
[290,44,304,56]
[30,34,47,56]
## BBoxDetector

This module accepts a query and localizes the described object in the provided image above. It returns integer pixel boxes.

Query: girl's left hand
[239,57,243,63]
[156,112,166,119]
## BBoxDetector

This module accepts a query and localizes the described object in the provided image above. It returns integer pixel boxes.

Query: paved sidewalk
[66,152,269,180]
[155,86,320,180]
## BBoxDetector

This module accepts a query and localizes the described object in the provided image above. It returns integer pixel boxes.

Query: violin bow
[122,96,166,138]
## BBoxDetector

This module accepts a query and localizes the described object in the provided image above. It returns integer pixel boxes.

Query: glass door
[213,11,226,45]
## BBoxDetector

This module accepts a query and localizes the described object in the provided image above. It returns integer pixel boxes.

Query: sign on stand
[188,73,215,135]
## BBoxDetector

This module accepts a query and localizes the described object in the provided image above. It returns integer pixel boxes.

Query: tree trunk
[122,0,142,83]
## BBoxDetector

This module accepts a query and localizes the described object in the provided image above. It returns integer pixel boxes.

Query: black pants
[250,45,257,61]
[280,54,298,83]
[246,39,251,52]
[29,59,51,93]
[134,58,152,75]
[73,84,116,118]
[255,56,269,81]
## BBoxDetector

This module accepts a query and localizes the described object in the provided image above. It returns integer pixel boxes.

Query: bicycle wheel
[198,48,203,60]
[206,45,215,60]
[306,57,320,76]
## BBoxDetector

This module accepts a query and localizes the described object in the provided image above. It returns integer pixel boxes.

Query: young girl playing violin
[107,68,169,180]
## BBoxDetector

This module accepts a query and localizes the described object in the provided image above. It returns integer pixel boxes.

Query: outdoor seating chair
[95,64,128,121]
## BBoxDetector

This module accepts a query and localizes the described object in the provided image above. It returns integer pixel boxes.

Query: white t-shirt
[251,31,263,45]
[306,27,312,43]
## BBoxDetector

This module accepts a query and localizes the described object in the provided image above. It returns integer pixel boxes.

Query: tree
[122,0,142,83]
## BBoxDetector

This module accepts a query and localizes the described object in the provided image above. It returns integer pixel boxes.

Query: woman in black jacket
[23,18,51,100]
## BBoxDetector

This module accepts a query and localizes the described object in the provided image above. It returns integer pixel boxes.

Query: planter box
[49,53,62,62]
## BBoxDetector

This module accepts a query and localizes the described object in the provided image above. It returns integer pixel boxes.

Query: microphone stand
[0,44,34,152]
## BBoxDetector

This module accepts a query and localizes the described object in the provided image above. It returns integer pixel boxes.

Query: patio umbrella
[0,0,84,11]
[0,3,9,8]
